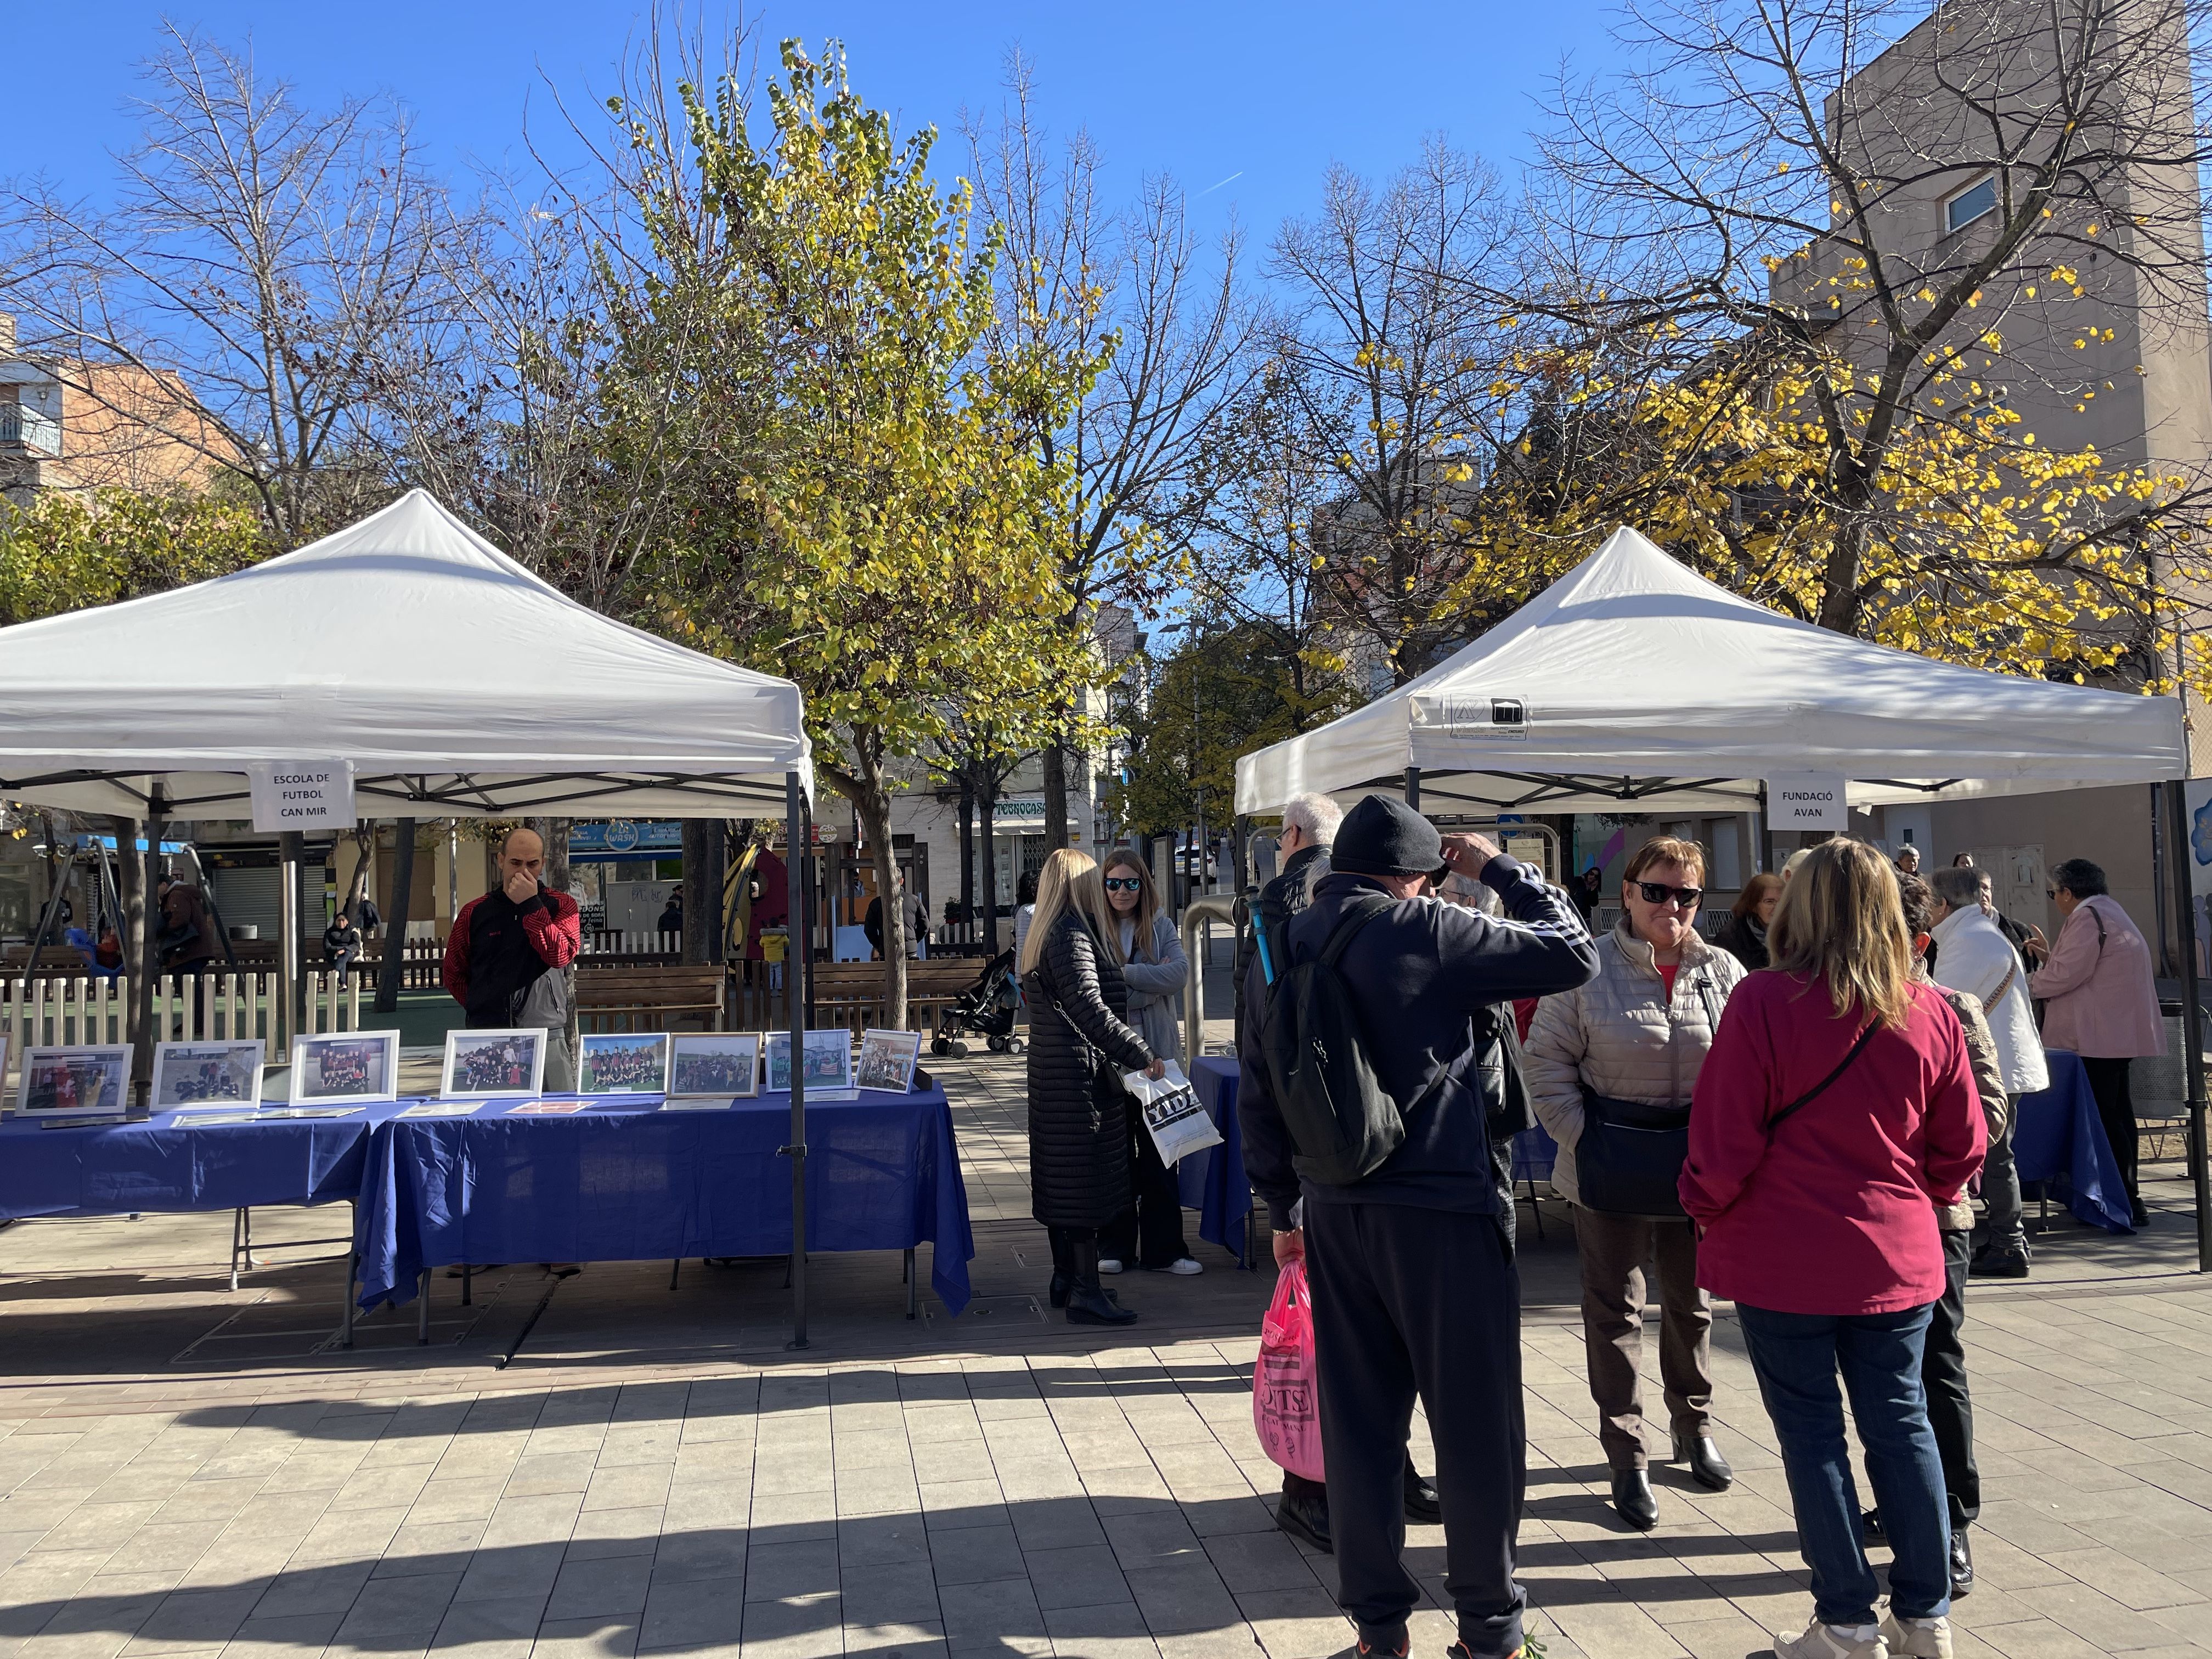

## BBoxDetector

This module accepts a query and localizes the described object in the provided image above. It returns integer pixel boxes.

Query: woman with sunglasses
[1684,838,1983,1659]
[1525,837,1746,1531]
[1097,850,1203,1276]
[1022,848,1167,1324]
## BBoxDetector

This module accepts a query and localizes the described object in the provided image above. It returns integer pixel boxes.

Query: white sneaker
[1161,1257,1203,1276]
[1774,1616,1887,1658]
[1097,1257,1124,1274]
[1879,1612,1952,1659]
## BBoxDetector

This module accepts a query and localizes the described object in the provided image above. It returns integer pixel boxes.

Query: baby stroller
[932,949,1024,1057]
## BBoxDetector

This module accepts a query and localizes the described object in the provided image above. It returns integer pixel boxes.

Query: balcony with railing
[0,403,61,456]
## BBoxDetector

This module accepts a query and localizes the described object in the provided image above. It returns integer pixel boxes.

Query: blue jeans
[1737,1301,1951,1626]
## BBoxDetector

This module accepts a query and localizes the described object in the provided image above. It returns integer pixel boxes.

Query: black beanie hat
[1330,794,1443,877]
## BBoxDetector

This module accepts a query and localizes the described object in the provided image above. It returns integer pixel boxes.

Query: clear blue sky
[12,2,1627,250]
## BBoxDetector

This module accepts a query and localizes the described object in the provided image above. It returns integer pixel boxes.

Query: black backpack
[1256,894,1406,1186]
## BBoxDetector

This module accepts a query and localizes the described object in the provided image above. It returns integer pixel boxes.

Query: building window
[1945,176,1996,234]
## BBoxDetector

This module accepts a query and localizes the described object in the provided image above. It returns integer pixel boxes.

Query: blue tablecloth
[1511,1121,1558,1185]
[1183,1058,1252,1260]
[353,1085,975,1313]
[2013,1048,2135,1234]
[0,1102,396,1221]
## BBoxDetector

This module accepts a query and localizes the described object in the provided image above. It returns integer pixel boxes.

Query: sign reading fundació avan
[247,762,356,833]
[1765,772,1849,832]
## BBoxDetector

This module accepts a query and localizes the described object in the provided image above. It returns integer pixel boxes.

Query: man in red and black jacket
[443,827,582,1089]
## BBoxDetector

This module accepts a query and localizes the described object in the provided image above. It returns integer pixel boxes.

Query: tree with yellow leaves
[617,41,1101,1027]
[1458,0,2212,687]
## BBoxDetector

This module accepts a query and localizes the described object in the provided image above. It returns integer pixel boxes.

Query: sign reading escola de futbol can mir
[246,761,356,833]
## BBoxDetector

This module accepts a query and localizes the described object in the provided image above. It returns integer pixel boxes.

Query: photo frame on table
[579,1032,671,1096]
[441,1028,548,1098]
[153,1041,266,1110]
[857,1029,922,1093]
[289,1030,400,1104]
[669,1033,760,1099]
[764,1030,855,1098]
[15,1045,132,1120]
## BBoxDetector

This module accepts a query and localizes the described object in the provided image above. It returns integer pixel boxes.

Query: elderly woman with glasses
[1523,837,1747,1531]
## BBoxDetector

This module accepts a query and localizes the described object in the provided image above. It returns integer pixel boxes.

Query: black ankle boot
[1066,1237,1136,1325]
[1049,1272,1118,1310]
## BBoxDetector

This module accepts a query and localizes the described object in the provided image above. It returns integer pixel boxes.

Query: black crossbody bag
[1578,986,1879,1217]
[1575,972,1725,1219]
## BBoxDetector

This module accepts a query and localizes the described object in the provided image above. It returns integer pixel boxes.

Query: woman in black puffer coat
[1023,847,1163,1324]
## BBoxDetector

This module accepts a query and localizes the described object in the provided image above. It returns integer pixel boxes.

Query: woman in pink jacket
[2029,858,2164,1226]
[1681,838,1984,1659]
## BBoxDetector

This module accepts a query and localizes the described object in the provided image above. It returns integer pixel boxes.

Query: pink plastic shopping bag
[1252,1258,1324,1482]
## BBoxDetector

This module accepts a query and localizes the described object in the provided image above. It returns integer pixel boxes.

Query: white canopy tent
[0,489,811,820]
[0,489,832,1341]
[1236,525,2186,819]
[1235,523,2210,1268]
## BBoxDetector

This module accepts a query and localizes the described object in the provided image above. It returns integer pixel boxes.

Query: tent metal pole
[2163,781,2211,1272]
[1404,766,1421,811]
[278,832,304,1049]
[785,771,811,1348]
[136,788,166,1109]
[1757,783,1777,877]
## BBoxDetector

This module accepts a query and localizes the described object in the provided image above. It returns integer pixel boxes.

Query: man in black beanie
[1238,794,1598,1659]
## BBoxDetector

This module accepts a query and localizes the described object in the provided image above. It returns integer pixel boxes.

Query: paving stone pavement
[6,1040,2212,1659]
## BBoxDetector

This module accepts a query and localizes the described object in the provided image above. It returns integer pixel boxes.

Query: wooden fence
[381,930,684,989]
[1,969,369,1062]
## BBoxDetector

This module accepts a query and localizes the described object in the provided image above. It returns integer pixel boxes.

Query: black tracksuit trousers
[1305,1200,1526,1658]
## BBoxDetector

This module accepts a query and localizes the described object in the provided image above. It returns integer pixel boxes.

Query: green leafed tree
[0,487,268,627]
[619,42,1101,1026]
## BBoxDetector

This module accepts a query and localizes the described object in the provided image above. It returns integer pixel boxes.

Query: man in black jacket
[1233,791,1440,1553]
[1238,795,1597,1659]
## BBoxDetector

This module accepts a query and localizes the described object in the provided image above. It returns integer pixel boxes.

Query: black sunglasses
[1103,877,1144,893]
[1634,880,1703,907]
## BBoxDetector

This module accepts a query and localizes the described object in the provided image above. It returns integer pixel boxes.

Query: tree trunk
[1042,740,1071,851]
[531,817,572,895]
[374,822,415,1014]
[958,778,975,947]
[343,824,373,915]
[979,778,1002,958]
[682,820,725,964]
[854,787,907,1031]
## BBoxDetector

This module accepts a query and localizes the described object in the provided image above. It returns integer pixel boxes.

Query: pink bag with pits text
[1252,1259,1324,1482]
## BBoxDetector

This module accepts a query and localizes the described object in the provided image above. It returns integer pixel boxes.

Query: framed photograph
[857,1029,922,1094]
[441,1029,548,1098]
[669,1033,761,1099]
[507,1099,587,1116]
[579,1032,671,1096]
[289,1030,400,1104]
[764,1030,855,1097]
[153,1041,265,1111]
[16,1046,132,1119]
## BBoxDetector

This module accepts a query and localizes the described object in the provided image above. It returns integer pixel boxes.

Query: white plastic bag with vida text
[1120,1061,1224,1169]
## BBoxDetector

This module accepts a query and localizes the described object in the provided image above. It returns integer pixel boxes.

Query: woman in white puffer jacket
[1522,836,1746,1532]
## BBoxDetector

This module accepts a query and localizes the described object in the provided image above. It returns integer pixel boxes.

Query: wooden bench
[808,961,980,1035]
[575,965,729,1034]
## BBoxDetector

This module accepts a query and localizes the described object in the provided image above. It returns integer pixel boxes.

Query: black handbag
[1575,1090,1695,1217]
[1573,970,1725,1219]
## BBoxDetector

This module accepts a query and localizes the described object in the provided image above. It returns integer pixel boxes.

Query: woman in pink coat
[1682,838,1984,1659]
[2030,858,2164,1226]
